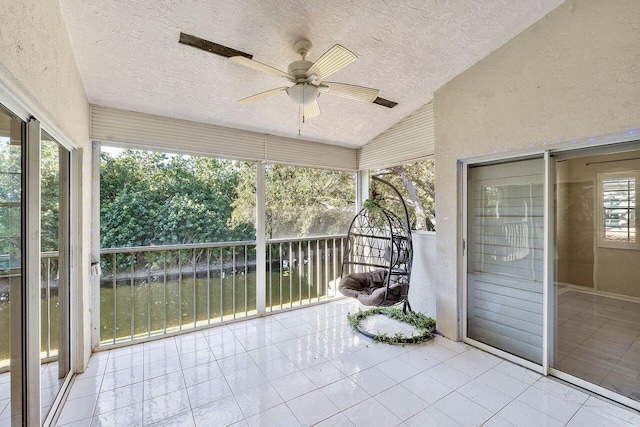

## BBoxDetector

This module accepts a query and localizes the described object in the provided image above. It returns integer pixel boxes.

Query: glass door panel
[467,158,545,364]
[554,148,640,403]
[0,105,24,424]
[40,132,70,422]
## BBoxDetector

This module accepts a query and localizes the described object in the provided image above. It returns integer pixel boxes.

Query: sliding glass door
[465,143,640,409]
[553,146,640,405]
[40,132,71,423]
[0,105,24,425]
[466,157,545,365]
[0,103,74,425]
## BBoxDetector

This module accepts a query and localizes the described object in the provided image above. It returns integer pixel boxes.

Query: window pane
[99,147,257,343]
[602,177,635,242]
[265,164,355,239]
[370,159,436,231]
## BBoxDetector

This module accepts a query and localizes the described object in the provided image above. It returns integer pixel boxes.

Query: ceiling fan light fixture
[286,83,319,105]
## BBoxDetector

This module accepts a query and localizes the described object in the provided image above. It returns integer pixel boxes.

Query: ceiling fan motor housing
[287,60,313,79]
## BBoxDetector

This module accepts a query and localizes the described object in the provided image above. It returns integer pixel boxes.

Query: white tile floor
[0,361,66,424]
[56,299,640,426]
[556,289,640,401]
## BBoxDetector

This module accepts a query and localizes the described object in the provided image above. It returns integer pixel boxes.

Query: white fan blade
[230,56,294,81]
[305,45,357,81]
[320,82,379,103]
[303,101,321,119]
[238,87,288,104]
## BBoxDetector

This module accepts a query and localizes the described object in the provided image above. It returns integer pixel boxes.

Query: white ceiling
[59,0,564,148]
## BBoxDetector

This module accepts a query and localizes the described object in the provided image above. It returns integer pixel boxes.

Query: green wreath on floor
[347,306,437,345]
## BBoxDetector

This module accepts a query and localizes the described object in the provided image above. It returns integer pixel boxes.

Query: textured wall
[409,232,437,319]
[0,0,89,145]
[433,0,640,340]
[0,0,91,366]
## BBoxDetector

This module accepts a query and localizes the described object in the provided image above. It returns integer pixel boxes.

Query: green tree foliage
[372,159,436,231]
[41,140,61,252]
[232,164,356,239]
[100,150,255,248]
[0,140,22,268]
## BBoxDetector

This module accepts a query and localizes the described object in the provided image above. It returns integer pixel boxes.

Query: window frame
[596,170,640,250]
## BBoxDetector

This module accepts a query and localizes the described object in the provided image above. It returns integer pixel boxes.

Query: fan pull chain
[298,106,301,136]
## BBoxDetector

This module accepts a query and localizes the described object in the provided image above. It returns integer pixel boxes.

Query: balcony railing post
[289,241,293,308]
[193,248,197,328]
[279,243,283,310]
[244,245,248,317]
[46,258,51,358]
[307,240,312,304]
[147,251,151,337]
[178,252,182,331]
[206,248,211,325]
[324,239,329,300]
[332,238,337,298]
[219,247,223,322]
[163,250,167,335]
[298,241,302,307]
[130,253,135,341]
[316,240,321,302]
[232,247,236,319]
[268,244,272,312]
[112,253,116,344]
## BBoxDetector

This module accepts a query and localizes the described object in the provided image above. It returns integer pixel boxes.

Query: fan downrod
[293,39,312,60]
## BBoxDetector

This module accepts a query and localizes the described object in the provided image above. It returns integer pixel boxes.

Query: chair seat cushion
[338,269,403,306]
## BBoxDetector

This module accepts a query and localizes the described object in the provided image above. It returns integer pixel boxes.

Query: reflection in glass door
[466,158,545,364]
[40,132,71,422]
[554,147,640,404]
[0,105,24,424]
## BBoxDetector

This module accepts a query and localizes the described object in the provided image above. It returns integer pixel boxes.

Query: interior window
[598,171,638,248]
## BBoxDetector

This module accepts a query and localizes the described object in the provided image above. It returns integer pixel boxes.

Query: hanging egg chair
[339,176,413,313]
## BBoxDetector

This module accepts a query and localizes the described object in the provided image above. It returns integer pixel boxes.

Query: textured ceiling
[59,0,564,148]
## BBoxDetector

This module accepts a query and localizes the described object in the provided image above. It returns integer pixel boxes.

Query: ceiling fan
[179,33,397,120]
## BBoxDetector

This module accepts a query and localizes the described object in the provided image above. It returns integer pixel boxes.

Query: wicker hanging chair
[339,177,413,313]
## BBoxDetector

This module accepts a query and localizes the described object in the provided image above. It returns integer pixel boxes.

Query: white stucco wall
[0,1,91,367]
[409,231,437,320]
[433,0,640,340]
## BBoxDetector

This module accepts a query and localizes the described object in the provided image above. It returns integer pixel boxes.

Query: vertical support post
[356,169,369,212]
[256,162,266,316]
[23,118,41,425]
[461,162,468,343]
[58,146,70,377]
[90,142,101,348]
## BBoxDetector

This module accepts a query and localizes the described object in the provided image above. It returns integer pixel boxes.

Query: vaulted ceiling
[59,0,564,147]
